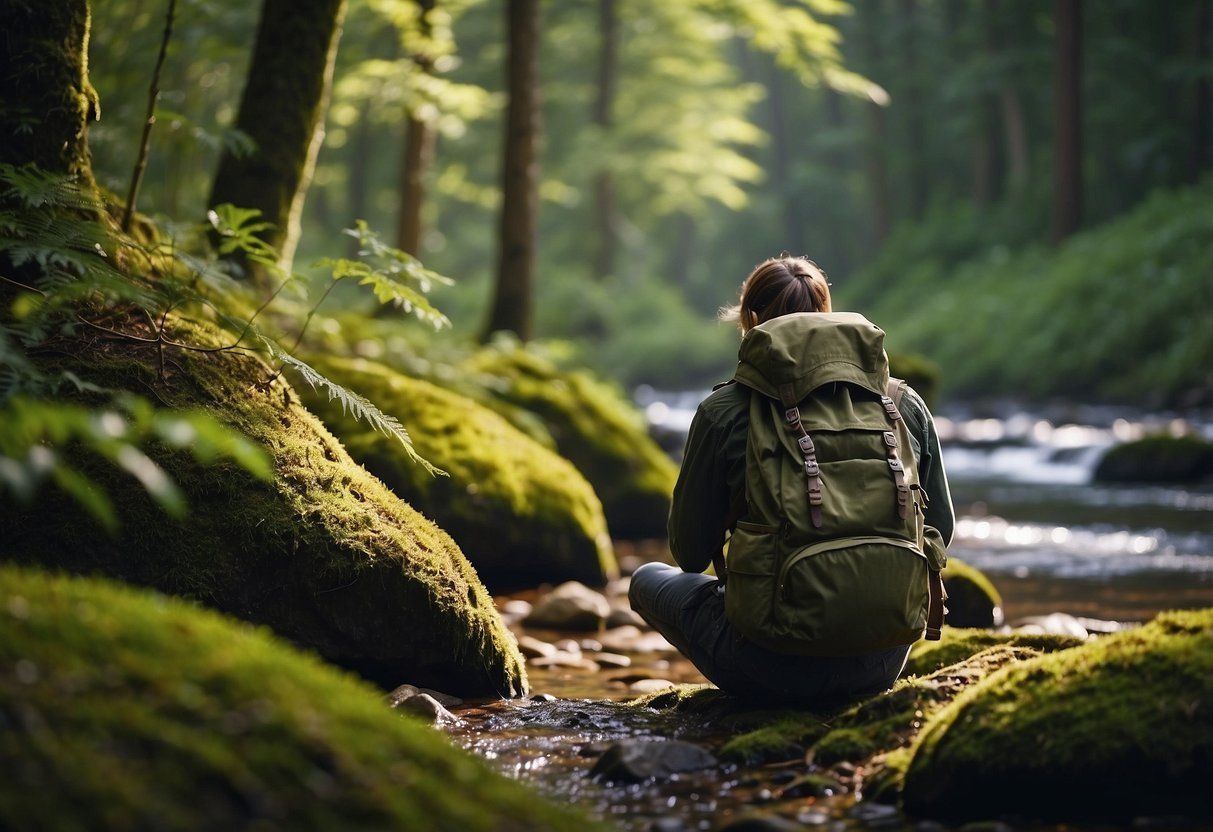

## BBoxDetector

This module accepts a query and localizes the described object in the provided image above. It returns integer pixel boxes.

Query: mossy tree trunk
[208,0,348,279]
[0,0,98,188]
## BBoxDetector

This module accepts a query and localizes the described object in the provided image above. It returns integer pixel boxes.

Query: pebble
[516,635,557,658]
[385,684,463,709]
[392,693,461,727]
[628,678,676,693]
[523,581,611,630]
[589,739,717,783]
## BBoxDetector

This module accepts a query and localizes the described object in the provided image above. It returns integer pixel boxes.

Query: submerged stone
[302,355,616,591]
[589,739,717,782]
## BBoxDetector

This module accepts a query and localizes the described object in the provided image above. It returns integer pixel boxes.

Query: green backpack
[722,312,947,656]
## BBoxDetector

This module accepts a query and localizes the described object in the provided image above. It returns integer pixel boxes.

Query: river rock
[1012,612,1089,639]
[589,739,717,783]
[942,559,1004,629]
[516,635,558,659]
[524,582,611,630]
[386,684,463,709]
[393,693,462,727]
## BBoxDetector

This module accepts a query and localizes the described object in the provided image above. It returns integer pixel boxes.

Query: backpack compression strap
[777,383,824,529]
[886,377,946,641]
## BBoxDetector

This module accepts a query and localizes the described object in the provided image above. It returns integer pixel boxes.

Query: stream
[446,395,1213,831]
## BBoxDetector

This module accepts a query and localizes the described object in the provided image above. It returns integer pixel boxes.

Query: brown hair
[720,256,832,333]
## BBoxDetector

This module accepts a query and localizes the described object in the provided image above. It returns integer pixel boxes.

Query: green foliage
[0,393,269,533]
[2,165,455,532]
[837,181,1213,403]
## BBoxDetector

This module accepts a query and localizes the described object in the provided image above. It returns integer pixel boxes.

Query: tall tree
[208,0,349,277]
[1189,0,1212,183]
[1050,0,1083,243]
[483,0,540,342]
[591,0,619,281]
[396,0,438,257]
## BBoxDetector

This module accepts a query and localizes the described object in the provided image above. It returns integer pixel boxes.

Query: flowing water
[447,395,1213,831]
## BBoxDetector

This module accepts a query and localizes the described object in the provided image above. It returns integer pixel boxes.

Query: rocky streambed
[387,549,1213,832]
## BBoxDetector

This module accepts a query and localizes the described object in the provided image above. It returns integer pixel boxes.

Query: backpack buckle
[888,458,903,472]
[804,460,820,477]
[798,434,815,454]
[784,407,800,424]
[882,431,897,447]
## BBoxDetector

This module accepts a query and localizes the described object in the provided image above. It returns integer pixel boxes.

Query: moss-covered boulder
[902,608,1213,823]
[0,565,598,831]
[300,355,616,591]
[903,628,1084,678]
[2,324,525,697]
[460,341,678,540]
[942,557,1003,628]
[1094,434,1213,484]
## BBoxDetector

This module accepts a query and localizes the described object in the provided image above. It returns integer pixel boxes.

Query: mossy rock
[2,322,525,697]
[942,558,1003,628]
[1093,434,1213,484]
[0,565,598,831]
[460,341,678,540]
[902,608,1213,823]
[300,355,616,591]
[887,352,941,411]
[904,628,1084,678]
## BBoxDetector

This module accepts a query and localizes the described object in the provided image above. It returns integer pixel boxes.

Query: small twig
[0,274,48,297]
[260,277,342,386]
[123,0,177,232]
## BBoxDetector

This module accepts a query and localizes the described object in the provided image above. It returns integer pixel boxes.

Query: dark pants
[628,562,910,703]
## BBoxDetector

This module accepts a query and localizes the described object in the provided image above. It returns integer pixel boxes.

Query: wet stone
[385,684,463,710]
[516,635,557,659]
[524,581,611,630]
[718,815,807,831]
[589,739,717,783]
[847,802,901,826]
[392,693,461,727]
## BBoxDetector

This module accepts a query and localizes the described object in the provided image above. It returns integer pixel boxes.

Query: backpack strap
[879,392,910,521]
[888,376,946,641]
[777,382,824,529]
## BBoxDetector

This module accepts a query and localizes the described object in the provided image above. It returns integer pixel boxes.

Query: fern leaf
[267,344,444,477]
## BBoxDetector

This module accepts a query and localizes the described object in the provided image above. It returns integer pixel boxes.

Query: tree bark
[0,0,98,187]
[396,0,437,257]
[483,0,541,342]
[1188,0,1212,183]
[208,0,348,278]
[1050,0,1083,244]
[591,0,619,280]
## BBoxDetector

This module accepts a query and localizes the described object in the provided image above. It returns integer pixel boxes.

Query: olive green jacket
[668,380,955,574]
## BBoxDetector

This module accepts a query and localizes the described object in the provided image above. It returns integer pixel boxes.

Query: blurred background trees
[83,0,1213,401]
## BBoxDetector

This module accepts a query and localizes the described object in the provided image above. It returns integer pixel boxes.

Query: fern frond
[266,342,444,477]
[0,163,104,213]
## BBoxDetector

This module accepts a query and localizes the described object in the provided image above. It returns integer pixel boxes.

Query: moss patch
[902,608,1213,823]
[942,557,1003,628]
[300,355,616,591]
[2,319,525,697]
[903,628,1084,678]
[460,342,678,540]
[0,565,599,831]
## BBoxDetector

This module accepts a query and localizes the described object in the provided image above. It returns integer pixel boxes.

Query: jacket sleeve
[668,403,735,574]
[899,385,956,546]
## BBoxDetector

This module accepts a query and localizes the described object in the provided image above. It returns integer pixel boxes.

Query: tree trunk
[396,0,437,257]
[1050,0,1083,244]
[591,0,619,281]
[347,99,374,258]
[483,0,541,342]
[0,0,98,187]
[1188,0,1212,183]
[899,0,929,219]
[208,0,348,278]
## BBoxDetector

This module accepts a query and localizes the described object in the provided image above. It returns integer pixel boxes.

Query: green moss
[301,355,616,590]
[718,714,829,766]
[904,629,1084,678]
[1094,434,1213,484]
[0,565,600,832]
[2,319,525,697]
[941,558,1003,628]
[461,342,678,540]
[903,608,1213,823]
